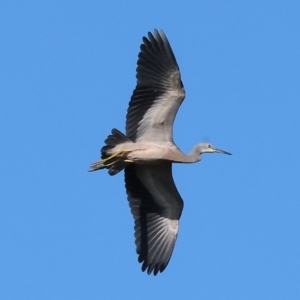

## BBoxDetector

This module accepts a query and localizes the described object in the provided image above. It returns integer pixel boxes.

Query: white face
[201,143,215,153]
[200,143,232,155]
[198,143,215,154]
[204,143,216,153]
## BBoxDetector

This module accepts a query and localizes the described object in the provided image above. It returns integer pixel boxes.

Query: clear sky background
[1,1,299,299]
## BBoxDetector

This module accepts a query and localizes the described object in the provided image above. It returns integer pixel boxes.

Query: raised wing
[125,29,185,143]
[125,163,184,275]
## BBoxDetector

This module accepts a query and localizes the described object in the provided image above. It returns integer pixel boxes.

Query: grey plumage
[90,29,231,275]
[126,30,185,143]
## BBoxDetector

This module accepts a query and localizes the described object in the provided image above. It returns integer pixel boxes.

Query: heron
[89,29,231,275]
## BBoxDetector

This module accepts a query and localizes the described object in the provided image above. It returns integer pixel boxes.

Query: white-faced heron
[90,29,231,275]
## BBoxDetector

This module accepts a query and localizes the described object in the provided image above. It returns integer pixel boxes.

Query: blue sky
[1,1,300,299]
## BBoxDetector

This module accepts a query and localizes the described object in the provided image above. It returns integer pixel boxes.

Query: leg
[89,150,131,172]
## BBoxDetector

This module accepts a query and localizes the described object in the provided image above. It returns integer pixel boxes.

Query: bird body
[105,140,198,163]
[90,29,231,275]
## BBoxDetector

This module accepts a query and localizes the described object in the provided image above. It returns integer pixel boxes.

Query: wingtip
[147,29,165,40]
[139,257,167,276]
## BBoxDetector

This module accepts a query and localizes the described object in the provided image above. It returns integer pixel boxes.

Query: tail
[89,128,131,176]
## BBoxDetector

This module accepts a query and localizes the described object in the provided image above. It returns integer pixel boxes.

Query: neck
[189,145,202,162]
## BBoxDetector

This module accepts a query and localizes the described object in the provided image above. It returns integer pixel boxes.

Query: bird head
[198,143,232,155]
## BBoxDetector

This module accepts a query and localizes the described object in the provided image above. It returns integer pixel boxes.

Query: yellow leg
[100,149,132,165]
[100,150,124,164]
[89,150,132,172]
[105,159,120,167]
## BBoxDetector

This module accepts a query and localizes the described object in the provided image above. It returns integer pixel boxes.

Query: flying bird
[89,29,231,275]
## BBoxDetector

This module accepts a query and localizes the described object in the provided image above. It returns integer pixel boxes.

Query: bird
[89,29,231,275]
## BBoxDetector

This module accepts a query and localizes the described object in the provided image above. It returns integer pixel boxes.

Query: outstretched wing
[125,163,184,275]
[125,29,185,143]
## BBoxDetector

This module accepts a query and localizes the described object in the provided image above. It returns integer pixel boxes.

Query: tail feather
[89,128,131,176]
[102,129,130,159]
[108,161,127,176]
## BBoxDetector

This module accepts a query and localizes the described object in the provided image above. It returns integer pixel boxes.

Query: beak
[214,148,232,155]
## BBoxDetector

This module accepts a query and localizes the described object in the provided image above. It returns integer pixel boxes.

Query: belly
[126,144,185,163]
[127,148,165,162]
[113,142,184,163]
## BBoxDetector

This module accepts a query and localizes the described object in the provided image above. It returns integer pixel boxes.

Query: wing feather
[125,163,184,275]
[125,29,185,143]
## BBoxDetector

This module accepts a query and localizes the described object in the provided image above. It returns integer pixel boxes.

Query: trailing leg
[89,128,132,175]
